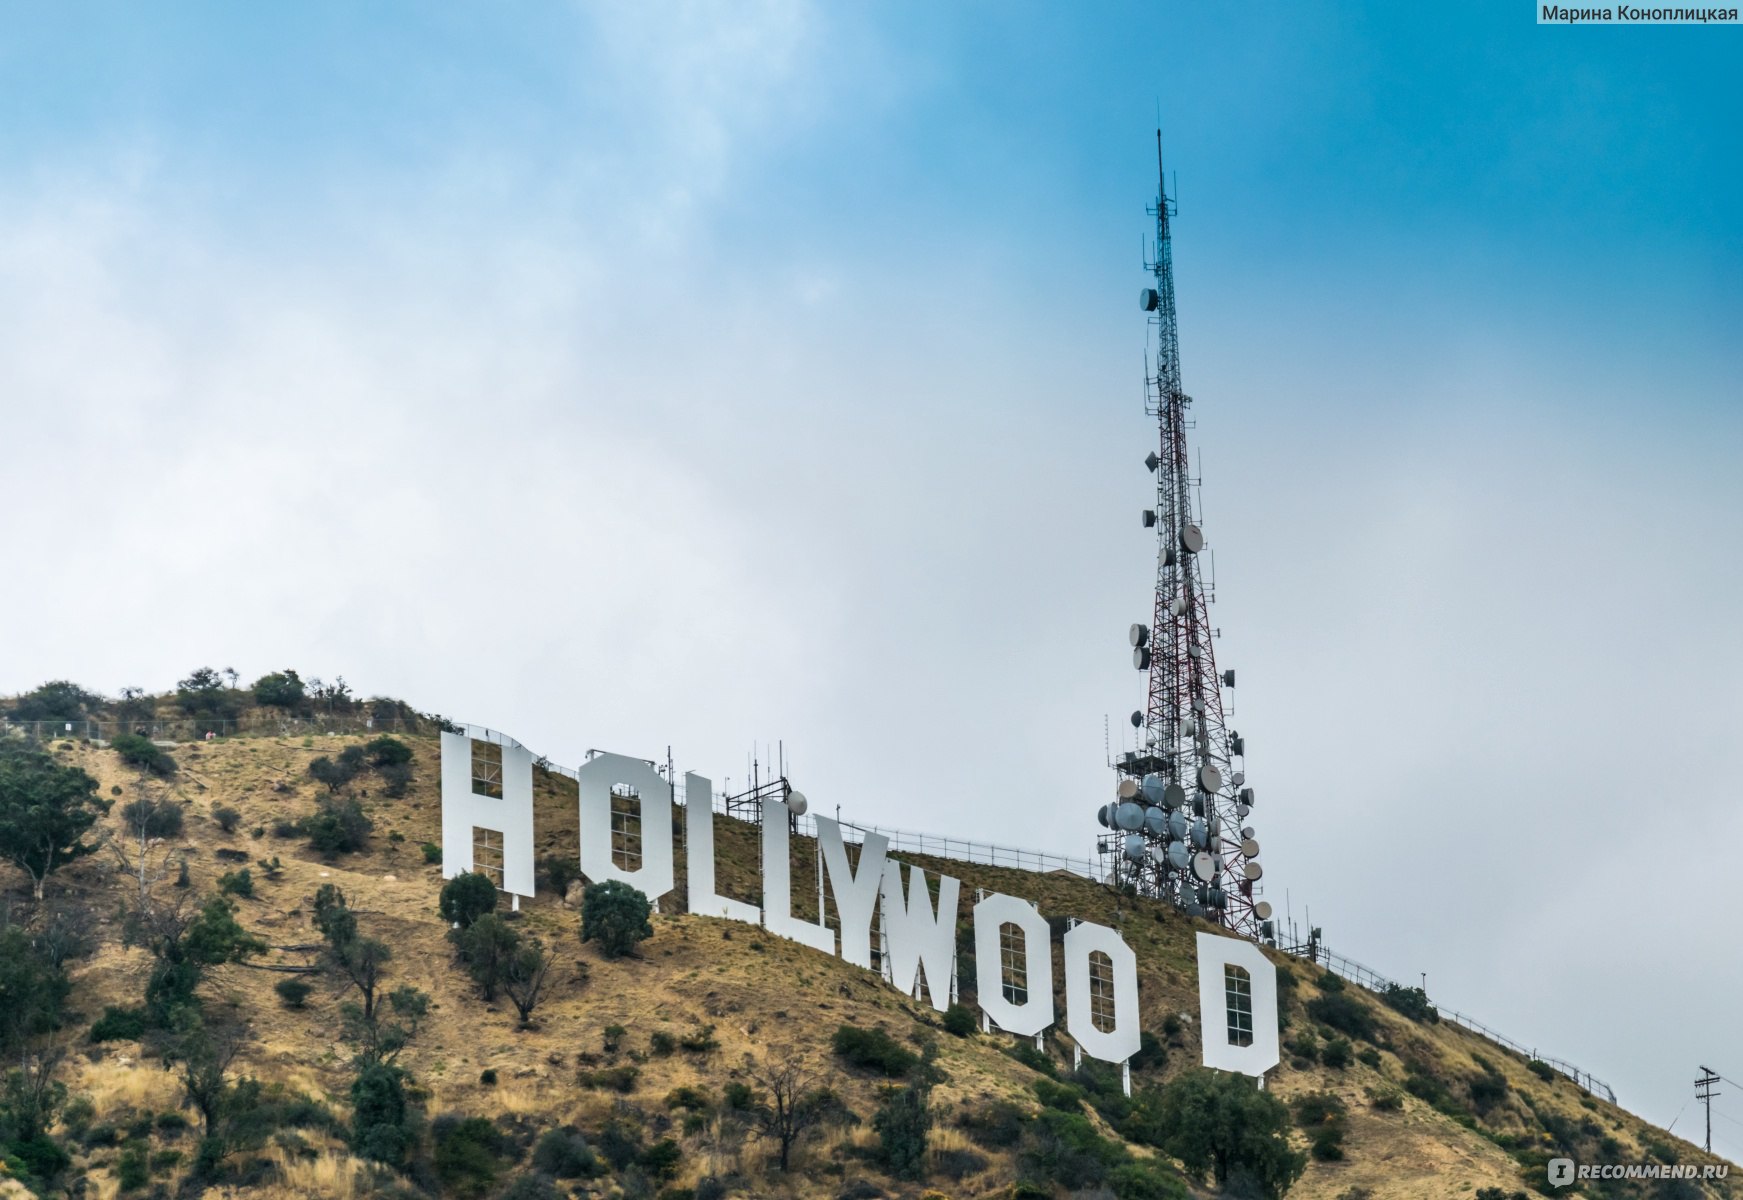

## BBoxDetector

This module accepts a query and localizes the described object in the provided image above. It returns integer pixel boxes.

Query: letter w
[879,863,961,1013]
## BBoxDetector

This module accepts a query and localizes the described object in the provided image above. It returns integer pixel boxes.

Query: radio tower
[1099,135,1270,941]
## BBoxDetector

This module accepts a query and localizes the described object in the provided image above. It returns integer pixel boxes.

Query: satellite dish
[1144,808,1167,836]
[1221,669,1236,687]
[1208,886,1226,908]
[787,791,808,816]
[1183,715,1197,737]
[1240,825,1255,839]
[1114,802,1144,831]
[1144,451,1160,472]
[1123,833,1147,862]
[1116,778,1140,800]
[1238,786,1255,806]
[1187,644,1201,660]
[1148,844,1169,865]
[1140,287,1160,312]
[1243,861,1263,881]
[1189,819,1208,849]
[1170,595,1186,617]
[1128,623,1148,648]
[1141,509,1157,528]
[1133,647,1151,671]
[1241,838,1260,857]
[1163,782,1186,809]
[1198,763,1222,793]
[1231,771,1245,787]
[1165,842,1190,869]
[1254,900,1274,920]
[1167,810,1187,840]
[1096,804,1111,828]
[1191,697,1206,713]
[1140,773,1167,804]
[1192,851,1217,882]
[1235,802,1252,819]
[1181,525,1204,554]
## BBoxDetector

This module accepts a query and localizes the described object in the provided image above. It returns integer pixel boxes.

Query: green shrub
[120,796,183,837]
[1321,1036,1353,1069]
[934,1145,991,1181]
[1131,1029,1167,1072]
[1306,991,1376,1042]
[1382,983,1439,1023]
[650,1030,676,1056]
[532,1128,597,1178]
[350,1063,412,1168]
[580,880,653,958]
[421,841,442,864]
[1154,1068,1305,1196]
[380,762,414,798]
[274,977,313,1009]
[959,1098,1027,1148]
[873,1084,931,1180]
[218,869,253,898]
[602,1024,627,1053]
[942,1003,976,1038]
[112,733,176,777]
[272,818,302,838]
[303,796,372,855]
[365,736,413,767]
[641,1137,682,1179]
[90,1005,148,1043]
[1008,1040,1058,1077]
[832,1024,918,1077]
[1107,1162,1189,1198]
[665,1087,710,1111]
[211,805,241,833]
[440,871,499,929]
[479,1069,498,1085]
[308,754,361,794]
[1468,1071,1509,1114]
[1527,1059,1557,1083]
[117,1140,150,1191]
[723,1081,753,1110]
[1367,1085,1403,1111]
[432,1114,507,1199]
[578,1066,639,1093]
[1035,1078,1084,1112]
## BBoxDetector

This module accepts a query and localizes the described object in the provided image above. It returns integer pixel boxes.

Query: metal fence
[1307,945,1617,1103]
[4,713,443,743]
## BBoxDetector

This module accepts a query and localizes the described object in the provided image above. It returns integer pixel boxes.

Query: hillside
[0,690,1731,1200]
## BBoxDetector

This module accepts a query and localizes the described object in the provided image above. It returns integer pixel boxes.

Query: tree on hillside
[0,744,107,901]
[8,681,103,725]
[746,1051,841,1172]
[580,880,652,958]
[1154,1068,1304,1198]
[439,872,499,929]
[251,670,306,711]
[176,668,238,721]
[126,894,266,1029]
[501,936,557,1027]
[451,913,519,1001]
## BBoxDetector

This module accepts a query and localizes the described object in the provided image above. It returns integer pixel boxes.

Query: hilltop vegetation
[0,675,1731,1199]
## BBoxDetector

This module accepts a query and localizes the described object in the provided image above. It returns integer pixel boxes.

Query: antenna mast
[1099,134,1268,941]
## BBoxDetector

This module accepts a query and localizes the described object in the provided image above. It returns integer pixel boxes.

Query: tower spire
[1102,138,1268,940]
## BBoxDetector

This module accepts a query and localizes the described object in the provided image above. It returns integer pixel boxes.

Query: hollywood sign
[440,732,1279,1089]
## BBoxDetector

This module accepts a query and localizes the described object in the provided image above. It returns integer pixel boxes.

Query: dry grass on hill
[6,731,1728,1199]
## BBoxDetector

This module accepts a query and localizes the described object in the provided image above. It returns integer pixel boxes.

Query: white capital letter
[684,773,759,925]
[973,892,1053,1037]
[880,863,960,1012]
[762,798,833,954]
[1196,932,1280,1078]
[577,753,675,904]
[1064,921,1142,1064]
[440,732,536,898]
[816,816,889,970]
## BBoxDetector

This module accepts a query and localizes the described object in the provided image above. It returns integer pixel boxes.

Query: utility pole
[1697,1066,1720,1154]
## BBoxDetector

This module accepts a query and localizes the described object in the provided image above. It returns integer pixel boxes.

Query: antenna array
[1096,136,1269,940]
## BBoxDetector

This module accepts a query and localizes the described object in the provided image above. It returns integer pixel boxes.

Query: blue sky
[1,0,1739,1158]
